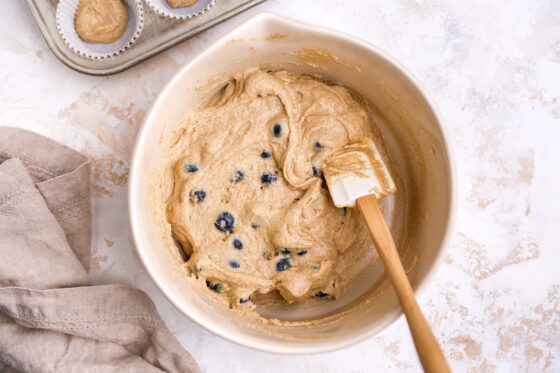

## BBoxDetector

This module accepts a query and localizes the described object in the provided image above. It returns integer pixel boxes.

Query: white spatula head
[323,138,396,207]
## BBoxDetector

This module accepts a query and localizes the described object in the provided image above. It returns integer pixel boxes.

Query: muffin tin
[25,0,266,75]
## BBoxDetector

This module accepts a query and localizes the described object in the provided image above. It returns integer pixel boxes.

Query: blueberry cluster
[232,238,243,250]
[232,170,244,183]
[261,172,278,185]
[190,189,206,203]
[276,257,293,272]
[229,260,240,269]
[214,211,234,233]
[206,280,222,293]
[184,163,199,173]
[312,165,320,178]
[273,123,282,138]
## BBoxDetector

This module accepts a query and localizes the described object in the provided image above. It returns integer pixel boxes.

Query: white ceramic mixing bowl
[129,12,457,354]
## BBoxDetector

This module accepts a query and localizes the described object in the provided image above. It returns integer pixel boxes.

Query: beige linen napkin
[0,127,200,373]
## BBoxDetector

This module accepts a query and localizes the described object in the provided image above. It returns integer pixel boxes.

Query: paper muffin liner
[56,0,144,59]
[146,0,215,20]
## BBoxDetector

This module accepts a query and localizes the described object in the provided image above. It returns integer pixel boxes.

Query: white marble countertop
[1,0,559,371]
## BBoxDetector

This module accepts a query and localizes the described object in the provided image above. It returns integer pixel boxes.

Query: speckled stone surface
[1,1,559,371]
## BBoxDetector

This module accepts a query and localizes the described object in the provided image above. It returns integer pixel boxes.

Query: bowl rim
[129,11,458,355]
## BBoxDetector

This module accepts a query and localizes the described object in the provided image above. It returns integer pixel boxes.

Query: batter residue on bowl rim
[150,67,396,318]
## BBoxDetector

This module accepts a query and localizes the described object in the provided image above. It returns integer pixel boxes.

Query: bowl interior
[129,13,454,354]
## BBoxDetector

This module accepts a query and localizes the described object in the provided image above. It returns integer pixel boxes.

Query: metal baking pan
[25,0,266,76]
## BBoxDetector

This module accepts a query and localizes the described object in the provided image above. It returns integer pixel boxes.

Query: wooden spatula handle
[356,194,450,373]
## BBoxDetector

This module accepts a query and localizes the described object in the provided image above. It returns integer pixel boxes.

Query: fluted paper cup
[56,0,144,59]
[146,0,215,20]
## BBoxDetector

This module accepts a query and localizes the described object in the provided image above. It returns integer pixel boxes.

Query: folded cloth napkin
[0,127,200,373]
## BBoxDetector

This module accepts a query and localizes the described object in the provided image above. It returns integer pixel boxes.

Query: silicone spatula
[323,139,450,373]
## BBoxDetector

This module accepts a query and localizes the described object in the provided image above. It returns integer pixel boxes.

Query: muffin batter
[166,68,384,309]
[167,0,198,8]
[75,0,127,44]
